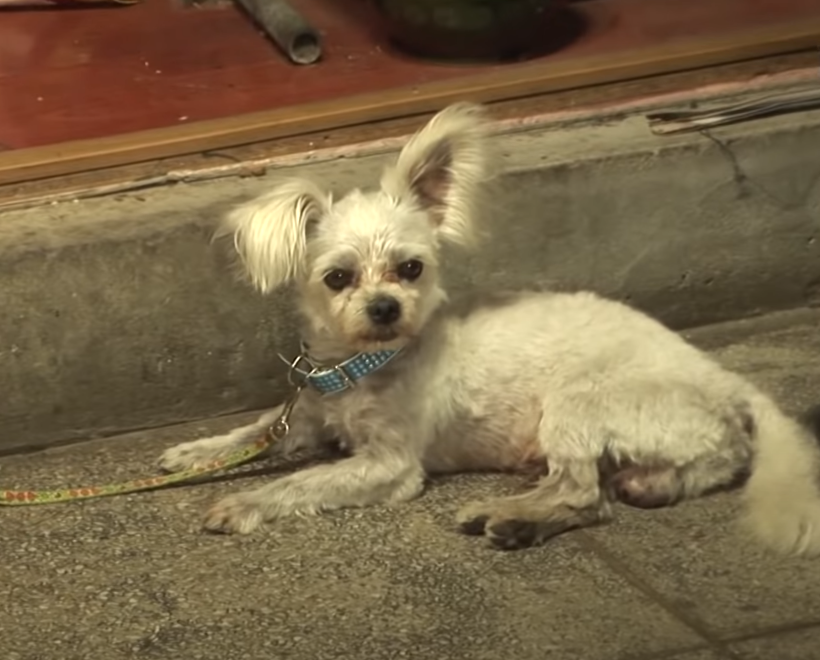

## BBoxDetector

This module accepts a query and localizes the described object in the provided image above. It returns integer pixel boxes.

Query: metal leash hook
[269,385,303,440]
[268,350,316,440]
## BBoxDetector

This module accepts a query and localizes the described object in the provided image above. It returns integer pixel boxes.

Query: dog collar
[279,344,403,396]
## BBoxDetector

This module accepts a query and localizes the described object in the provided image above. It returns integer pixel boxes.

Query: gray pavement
[3,307,820,660]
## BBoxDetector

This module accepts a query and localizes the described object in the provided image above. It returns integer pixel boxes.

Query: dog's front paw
[159,436,232,473]
[203,492,266,534]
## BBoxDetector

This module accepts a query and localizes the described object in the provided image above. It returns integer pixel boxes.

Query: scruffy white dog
[160,103,820,554]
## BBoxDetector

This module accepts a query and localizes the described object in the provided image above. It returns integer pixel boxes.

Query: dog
[160,103,820,554]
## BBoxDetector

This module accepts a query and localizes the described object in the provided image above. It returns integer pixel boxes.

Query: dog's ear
[217,179,330,293]
[380,103,489,247]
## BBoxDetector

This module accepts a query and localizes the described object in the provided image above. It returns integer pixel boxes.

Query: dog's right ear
[217,179,331,294]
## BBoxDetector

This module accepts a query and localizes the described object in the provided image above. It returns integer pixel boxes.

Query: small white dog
[161,103,820,554]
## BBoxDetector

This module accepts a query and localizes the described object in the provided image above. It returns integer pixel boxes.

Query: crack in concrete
[701,129,820,213]
[577,532,743,660]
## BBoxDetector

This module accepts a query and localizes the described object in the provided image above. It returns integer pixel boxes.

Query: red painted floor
[0,0,818,151]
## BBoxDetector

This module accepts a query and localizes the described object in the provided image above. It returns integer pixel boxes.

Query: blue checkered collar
[279,342,403,396]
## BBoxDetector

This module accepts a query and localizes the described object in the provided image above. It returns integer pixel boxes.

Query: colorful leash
[2,355,312,507]
[1,435,272,506]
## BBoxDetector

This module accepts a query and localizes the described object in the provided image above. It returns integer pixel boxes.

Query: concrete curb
[1,105,819,452]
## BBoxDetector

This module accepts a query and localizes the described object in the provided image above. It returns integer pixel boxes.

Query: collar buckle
[331,364,356,390]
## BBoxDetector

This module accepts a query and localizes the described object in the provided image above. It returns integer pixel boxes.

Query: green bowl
[375,0,584,62]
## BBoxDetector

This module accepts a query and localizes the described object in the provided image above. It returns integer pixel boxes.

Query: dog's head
[222,103,490,352]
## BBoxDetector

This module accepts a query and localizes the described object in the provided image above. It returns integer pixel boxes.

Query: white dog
[160,103,820,554]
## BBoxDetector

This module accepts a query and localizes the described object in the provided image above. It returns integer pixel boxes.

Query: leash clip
[269,385,304,440]
[269,351,315,440]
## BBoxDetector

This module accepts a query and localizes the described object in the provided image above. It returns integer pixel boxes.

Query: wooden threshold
[1,51,815,210]
[0,17,819,188]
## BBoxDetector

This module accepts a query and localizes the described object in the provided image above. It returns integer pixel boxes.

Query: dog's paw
[203,492,265,534]
[456,501,492,536]
[485,518,560,550]
[159,436,233,473]
[456,500,563,550]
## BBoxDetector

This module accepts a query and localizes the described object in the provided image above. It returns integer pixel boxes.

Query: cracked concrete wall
[1,109,819,452]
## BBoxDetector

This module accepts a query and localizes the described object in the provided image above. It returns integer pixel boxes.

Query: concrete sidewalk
[3,307,820,660]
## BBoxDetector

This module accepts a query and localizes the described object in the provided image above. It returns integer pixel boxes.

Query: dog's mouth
[354,325,412,351]
[360,326,400,343]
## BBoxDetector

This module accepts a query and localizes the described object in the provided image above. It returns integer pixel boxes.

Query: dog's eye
[323,269,354,291]
[397,259,423,281]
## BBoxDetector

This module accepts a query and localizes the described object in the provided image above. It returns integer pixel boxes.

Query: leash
[0,388,304,506]
[1,359,311,507]
[2,344,399,507]
[1,434,274,506]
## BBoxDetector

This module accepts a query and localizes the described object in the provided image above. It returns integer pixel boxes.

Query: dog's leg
[203,443,426,534]
[610,415,753,508]
[457,459,610,550]
[611,449,750,509]
[608,464,682,509]
[159,403,323,472]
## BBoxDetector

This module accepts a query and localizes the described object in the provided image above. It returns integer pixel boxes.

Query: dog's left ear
[380,103,489,247]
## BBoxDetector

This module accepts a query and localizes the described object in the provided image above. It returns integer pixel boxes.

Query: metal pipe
[235,0,322,65]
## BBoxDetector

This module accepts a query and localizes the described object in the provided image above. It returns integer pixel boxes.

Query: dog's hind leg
[609,422,753,509]
[456,459,611,550]
[610,450,750,510]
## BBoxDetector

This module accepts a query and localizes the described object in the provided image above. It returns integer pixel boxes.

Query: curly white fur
[161,103,820,555]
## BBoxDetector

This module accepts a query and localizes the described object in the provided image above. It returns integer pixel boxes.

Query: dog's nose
[367,296,401,325]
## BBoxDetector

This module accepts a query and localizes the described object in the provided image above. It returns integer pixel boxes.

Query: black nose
[367,296,401,325]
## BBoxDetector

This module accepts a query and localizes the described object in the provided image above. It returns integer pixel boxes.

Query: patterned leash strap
[1,435,272,506]
[2,360,309,507]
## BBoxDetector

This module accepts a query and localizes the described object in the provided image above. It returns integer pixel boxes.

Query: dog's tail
[741,395,820,556]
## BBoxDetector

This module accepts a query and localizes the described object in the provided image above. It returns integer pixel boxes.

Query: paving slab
[729,626,820,659]
[2,307,820,660]
[656,651,724,660]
